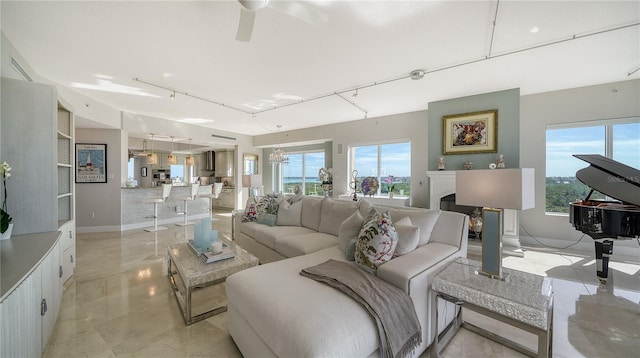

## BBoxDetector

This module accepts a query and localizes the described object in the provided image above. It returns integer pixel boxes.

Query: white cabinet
[212,189,235,209]
[59,221,75,283]
[1,265,42,357]
[0,236,63,356]
[215,150,234,177]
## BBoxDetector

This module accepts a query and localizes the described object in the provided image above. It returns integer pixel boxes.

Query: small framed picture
[443,109,498,155]
[141,167,148,177]
[75,143,107,183]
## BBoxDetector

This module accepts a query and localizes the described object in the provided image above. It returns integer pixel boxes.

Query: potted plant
[384,175,396,198]
[1,161,13,240]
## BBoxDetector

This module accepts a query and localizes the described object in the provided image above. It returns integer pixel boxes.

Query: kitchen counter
[121,185,214,230]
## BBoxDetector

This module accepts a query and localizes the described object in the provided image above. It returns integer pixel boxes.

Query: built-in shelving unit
[56,105,74,226]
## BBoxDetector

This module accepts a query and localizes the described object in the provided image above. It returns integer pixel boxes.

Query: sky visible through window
[546,122,639,177]
[354,143,411,177]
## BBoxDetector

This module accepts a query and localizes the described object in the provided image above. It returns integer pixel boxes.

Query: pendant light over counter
[185,139,195,166]
[167,136,177,165]
[147,133,158,165]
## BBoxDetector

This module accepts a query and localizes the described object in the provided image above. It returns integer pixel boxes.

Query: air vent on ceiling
[10,57,33,82]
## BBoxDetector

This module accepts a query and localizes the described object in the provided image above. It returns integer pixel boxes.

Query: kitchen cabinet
[215,150,234,177]
[212,188,235,209]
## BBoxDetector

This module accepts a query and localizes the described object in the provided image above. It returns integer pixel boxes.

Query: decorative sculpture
[349,170,360,201]
[438,156,445,170]
[496,154,505,169]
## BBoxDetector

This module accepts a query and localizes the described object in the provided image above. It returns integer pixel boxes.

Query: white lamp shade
[456,168,535,210]
[242,174,262,188]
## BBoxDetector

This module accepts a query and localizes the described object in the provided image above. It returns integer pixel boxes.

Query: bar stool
[142,184,172,232]
[176,184,199,226]
[198,183,223,219]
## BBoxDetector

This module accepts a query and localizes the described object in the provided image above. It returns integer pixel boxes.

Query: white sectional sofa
[228,196,468,357]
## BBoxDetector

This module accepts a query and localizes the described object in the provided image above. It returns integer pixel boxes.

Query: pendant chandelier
[167,136,177,165]
[185,139,194,166]
[268,125,289,165]
[147,133,158,165]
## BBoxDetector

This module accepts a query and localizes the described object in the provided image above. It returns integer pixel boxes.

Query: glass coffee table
[167,238,258,325]
[432,258,553,358]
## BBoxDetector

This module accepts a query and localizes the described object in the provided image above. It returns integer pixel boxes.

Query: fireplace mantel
[426,171,524,256]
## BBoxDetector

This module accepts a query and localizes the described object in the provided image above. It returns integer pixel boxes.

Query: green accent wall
[428,88,520,171]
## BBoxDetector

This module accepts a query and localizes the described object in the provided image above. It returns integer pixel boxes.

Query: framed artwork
[443,109,498,155]
[75,143,107,183]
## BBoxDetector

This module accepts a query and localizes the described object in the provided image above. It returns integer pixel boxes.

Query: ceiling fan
[235,0,328,42]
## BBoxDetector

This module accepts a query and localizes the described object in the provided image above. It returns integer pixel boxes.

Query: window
[350,142,411,196]
[277,151,325,195]
[545,119,639,214]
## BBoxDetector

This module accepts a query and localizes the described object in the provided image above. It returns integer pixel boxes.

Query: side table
[432,258,553,358]
[167,238,259,325]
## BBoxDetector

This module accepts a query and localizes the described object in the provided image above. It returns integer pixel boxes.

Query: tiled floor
[44,211,640,357]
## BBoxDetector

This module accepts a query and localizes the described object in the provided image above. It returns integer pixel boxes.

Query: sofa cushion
[385,207,440,246]
[393,216,420,257]
[226,246,380,357]
[251,225,316,250]
[355,208,398,273]
[300,196,324,231]
[338,210,365,260]
[275,232,338,258]
[319,199,360,236]
[277,200,302,226]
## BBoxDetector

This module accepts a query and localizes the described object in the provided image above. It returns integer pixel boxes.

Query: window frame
[545,116,639,215]
[348,140,411,197]
[273,149,325,196]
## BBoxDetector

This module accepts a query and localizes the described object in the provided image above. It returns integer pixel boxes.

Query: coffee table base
[168,256,227,325]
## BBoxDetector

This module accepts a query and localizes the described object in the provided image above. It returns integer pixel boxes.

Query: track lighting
[352,89,358,100]
[170,91,175,100]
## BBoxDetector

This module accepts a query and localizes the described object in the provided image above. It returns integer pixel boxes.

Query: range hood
[205,151,215,171]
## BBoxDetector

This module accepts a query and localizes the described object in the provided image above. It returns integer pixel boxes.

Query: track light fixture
[134,68,425,119]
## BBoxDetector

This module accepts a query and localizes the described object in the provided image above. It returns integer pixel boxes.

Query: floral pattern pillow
[242,195,281,222]
[355,208,398,273]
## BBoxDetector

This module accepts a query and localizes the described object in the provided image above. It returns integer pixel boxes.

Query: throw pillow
[276,200,302,226]
[393,216,421,257]
[355,208,398,273]
[256,213,277,226]
[338,210,365,260]
[241,196,259,222]
[241,195,281,222]
[319,199,359,236]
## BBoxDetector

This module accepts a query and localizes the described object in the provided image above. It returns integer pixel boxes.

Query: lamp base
[476,270,510,282]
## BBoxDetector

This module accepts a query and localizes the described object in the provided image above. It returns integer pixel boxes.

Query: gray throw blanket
[300,259,421,358]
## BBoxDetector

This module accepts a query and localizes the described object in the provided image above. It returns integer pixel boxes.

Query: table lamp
[242,174,262,197]
[456,168,535,280]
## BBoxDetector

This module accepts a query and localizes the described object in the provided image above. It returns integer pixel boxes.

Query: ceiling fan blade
[269,1,328,28]
[236,8,256,42]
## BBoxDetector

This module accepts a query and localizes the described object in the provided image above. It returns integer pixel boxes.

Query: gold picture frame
[443,109,498,155]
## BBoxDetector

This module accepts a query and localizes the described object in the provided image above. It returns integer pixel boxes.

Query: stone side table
[168,238,259,325]
[432,258,553,358]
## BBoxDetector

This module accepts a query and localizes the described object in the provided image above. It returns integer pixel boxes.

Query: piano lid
[574,154,640,206]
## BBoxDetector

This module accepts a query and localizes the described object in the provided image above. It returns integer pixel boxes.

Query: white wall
[520,79,640,251]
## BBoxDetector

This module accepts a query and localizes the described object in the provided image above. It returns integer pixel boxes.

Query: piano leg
[594,239,613,284]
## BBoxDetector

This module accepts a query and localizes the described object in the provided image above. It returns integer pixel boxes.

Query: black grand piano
[569,154,640,284]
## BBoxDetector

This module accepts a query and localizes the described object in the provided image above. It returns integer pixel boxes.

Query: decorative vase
[388,192,394,199]
[1,223,13,240]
